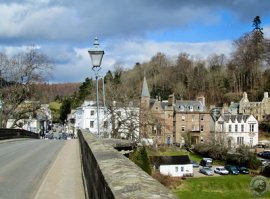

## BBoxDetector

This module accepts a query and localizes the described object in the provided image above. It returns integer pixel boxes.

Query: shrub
[152,171,183,189]
[262,165,270,177]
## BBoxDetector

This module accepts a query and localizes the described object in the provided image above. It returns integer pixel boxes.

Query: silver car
[214,167,229,175]
[199,167,214,176]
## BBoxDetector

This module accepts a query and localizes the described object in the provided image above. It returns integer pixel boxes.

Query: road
[0,139,65,199]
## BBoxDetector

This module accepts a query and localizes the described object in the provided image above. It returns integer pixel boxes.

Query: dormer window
[179,105,184,111]
[189,106,193,111]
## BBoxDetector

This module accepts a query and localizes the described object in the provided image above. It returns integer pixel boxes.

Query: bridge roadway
[0,139,85,199]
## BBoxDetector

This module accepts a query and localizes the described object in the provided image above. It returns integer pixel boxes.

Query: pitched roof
[149,155,191,167]
[141,76,150,98]
[175,100,205,112]
[221,114,250,123]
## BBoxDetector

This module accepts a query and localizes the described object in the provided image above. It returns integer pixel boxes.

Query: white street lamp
[88,37,104,137]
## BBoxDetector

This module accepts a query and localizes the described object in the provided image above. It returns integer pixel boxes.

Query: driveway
[193,166,225,177]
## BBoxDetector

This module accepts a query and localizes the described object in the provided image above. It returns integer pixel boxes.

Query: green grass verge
[147,147,224,165]
[173,175,270,199]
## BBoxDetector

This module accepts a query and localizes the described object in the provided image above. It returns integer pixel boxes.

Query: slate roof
[149,155,191,168]
[221,114,250,123]
[149,99,170,111]
[229,103,239,109]
[174,100,204,112]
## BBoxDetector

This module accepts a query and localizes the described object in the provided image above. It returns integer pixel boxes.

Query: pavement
[33,139,85,199]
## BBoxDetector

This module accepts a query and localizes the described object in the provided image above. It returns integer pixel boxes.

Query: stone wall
[78,129,178,199]
[0,128,39,140]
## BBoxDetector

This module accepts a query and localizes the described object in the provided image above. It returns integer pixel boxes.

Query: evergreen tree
[129,146,151,175]
[78,77,93,101]
[59,97,72,123]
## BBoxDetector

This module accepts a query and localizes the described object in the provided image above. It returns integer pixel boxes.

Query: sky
[1,0,270,83]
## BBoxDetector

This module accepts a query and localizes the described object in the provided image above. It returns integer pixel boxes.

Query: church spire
[141,76,150,98]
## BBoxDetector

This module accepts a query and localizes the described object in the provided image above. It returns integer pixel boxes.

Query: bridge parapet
[0,128,39,140]
[78,129,178,199]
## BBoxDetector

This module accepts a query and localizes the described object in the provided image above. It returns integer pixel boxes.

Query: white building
[150,155,193,177]
[214,114,258,147]
[75,100,140,140]
[6,103,52,134]
[75,101,111,137]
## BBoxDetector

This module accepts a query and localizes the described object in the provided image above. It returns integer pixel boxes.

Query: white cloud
[0,1,268,83]
[46,39,233,83]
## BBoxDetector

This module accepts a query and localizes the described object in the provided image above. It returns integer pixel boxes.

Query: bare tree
[0,46,53,127]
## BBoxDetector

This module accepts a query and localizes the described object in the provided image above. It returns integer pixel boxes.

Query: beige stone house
[140,77,210,146]
[140,77,174,145]
[174,97,211,146]
[239,92,270,121]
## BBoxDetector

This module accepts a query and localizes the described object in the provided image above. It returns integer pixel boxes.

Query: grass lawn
[147,147,224,165]
[173,175,270,199]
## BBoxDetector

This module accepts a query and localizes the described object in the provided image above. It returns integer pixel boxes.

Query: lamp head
[88,37,104,68]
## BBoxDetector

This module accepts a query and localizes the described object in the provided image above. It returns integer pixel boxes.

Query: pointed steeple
[141,76,150,97]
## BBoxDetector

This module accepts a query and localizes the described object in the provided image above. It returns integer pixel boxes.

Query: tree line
[105,16,270,107]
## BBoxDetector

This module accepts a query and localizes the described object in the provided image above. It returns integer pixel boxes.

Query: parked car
[200,158,213,167]
[190,160,200,168]
[224,165,239,175]
[236,166,249,174]
[199,167,214,176]
[258,151,270,158]
[214,167,229,175]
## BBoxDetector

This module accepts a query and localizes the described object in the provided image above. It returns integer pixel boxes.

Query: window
[90,121,94,128]
[228,125,231,132]
[175,167,178,172]
[241,124,244,132]
[152,125,157,134]
[90,110,94,115]
[235,124,238,132]
[250,137,253,146]
[192,115,195,122]
[237,137,244,145]
[181,167,184,172]
[182,115,185,121]
[104,121,108,129]
[200,114,204,121]
[192,125,195,131]
[182,126,185,132]
[157,124,162,135]
[250,124,254,132]
[200,125,204,132]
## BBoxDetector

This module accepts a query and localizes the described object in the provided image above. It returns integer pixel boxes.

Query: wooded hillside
[101,16,270,107]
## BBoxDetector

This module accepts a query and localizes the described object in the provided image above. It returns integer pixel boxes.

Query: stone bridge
[78,129,178,199]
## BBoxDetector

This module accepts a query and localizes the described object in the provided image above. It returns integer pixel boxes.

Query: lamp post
[88,37,104,137]
[0,99,3,128]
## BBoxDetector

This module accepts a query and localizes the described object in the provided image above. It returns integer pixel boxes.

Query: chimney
[264,92,269,99]
[197,96,205,107]
[168,94,175,106]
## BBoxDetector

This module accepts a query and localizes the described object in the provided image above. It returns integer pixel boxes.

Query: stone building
[140,76,174,145]
[174,97,211,146]
[239,92,270,121]
[140,77,210,146]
